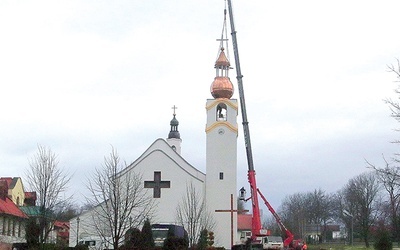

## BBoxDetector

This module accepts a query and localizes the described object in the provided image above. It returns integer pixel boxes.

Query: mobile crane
[226,1,300,249]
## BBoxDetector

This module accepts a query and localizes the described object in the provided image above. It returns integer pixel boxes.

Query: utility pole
[76,217,80,246]
[343,210,353,246]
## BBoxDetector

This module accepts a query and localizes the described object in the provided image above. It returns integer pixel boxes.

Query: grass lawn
[306,243,400,250]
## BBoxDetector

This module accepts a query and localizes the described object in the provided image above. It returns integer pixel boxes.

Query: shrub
[373,226,392,250]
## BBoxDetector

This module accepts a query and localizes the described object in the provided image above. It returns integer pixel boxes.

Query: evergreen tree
[163,237,188,250]
[207,231,215,247]
[25,217,40,248]
[141,218,154,248]
[126,228,142,248]
[197,229,208,250]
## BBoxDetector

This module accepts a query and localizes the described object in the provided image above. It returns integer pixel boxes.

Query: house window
[1,217,4,235]
[7,218,11,236]
[219,172,224,180]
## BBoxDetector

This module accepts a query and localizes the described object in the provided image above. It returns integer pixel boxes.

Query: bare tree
[306,189,336,242]
[86,147,155,250]
[262,214,281,236]
[338,172,381,248]
[279,192,308,239]
[25,145,72,244]
[385,58,400,146]
[279,189,335,242]
[175,182,215,248]
[368,158,400,241]
[365,58,400,241]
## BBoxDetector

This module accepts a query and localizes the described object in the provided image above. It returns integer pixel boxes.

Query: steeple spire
[210,7,234,99]
[166,105,182,154]
[168,105,180,139]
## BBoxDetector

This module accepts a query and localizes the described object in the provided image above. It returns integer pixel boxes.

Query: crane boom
[226,2,296,247]
[257,189,294,248]
[226,0,262,238]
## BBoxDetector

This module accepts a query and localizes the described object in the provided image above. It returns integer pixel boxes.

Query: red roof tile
[238,214,252,230]
[0,197,28,218]
[54,220,70,229]
[25,192,36,199]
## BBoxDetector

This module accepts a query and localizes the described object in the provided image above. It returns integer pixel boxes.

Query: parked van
[261,236,284,250]
[78,236,113,249]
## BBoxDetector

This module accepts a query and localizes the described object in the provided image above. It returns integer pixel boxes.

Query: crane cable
[216,0,230,62]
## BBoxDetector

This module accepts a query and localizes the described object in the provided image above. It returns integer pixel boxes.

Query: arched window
[216,103,227,121]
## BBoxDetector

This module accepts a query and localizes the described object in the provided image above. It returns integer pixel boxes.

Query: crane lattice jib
[227,0,262,237]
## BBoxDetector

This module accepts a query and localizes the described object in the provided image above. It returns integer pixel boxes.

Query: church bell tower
[205,21,238,248]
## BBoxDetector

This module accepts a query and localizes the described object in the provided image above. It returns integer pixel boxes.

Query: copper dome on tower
[211,77,234,99]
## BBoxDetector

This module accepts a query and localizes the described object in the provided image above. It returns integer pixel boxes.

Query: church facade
[69,27,240,250]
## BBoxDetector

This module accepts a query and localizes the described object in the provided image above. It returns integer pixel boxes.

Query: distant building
[0,178,28,247]
[0,177,70,248]
[52,221,70,245]
[0,177,25,206]
[305,224,341,242]
[23,192,37,207]
[238,214,252,242]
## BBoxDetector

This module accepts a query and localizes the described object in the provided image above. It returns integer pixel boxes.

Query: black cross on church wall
[144,171,170,198]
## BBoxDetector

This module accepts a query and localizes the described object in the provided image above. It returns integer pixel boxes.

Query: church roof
[122,138,205,182]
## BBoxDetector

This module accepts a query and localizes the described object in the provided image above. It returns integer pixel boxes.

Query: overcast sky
[1,0,400,210]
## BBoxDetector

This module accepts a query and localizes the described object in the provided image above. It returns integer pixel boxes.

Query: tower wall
[205,98,238,249]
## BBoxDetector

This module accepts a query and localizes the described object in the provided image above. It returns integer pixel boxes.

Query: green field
[306,243,400,250]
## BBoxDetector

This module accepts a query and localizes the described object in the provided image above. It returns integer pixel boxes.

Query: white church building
[69,24,241,249]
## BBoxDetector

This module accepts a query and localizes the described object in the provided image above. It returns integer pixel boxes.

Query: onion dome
[211,77,234,99]
[210,47,234,99]
[168,114,180,139]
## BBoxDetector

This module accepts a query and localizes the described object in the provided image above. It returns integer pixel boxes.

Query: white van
[260,236,283,250]
[78,236,113,250]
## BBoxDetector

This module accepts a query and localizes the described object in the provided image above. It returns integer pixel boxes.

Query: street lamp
[76,217,80,246]
[343,210,353,246]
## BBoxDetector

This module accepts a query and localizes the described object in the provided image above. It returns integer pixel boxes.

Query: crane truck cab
[259,235,284,250]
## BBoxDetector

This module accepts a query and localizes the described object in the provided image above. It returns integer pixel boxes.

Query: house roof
[19,206,41,217]
[0,177,13,187]
[324,225,340,232]
[54,220,70,229]
[24,192,36,200]
[0,196,28,218]
[20,206,56,219]
[238,214,252,230]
